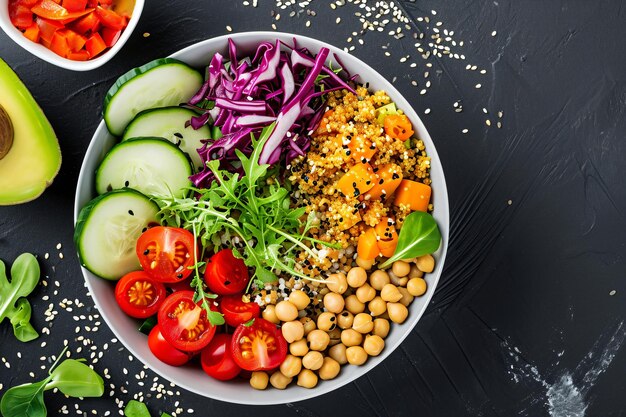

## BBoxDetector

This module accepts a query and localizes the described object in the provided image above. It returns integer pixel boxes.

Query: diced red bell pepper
[32,0,93,21]
[36,17,64,44]
[99,26,121,47]
[95,6,126,30]
[49,31,71,57]
[9,1,34,30]
[85,32,106,57]
[61,29,87,51]
[70,10,99,34]
[62,0,87,12]
[98,0,114,6]
[68,49,90,61]
[23,22,40,42]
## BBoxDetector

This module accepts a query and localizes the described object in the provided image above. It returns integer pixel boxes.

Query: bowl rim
[0,0,145,71]
[74,31,449,405]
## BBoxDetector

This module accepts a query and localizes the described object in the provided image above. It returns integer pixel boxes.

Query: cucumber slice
[122,107,210,172]
[74,189,159,280]
[376,103,398,124]
[104,58,203,136]
[95,137,192,198]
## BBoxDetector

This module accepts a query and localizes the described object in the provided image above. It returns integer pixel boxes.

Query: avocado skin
[0,58,61,205]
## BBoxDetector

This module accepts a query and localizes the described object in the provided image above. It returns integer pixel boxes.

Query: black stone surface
[1,1,625,416]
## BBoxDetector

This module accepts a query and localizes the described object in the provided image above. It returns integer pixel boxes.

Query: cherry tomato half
[204,249,249,295]
[220,295,260,327]
[231,318,287,371]
[158,291,216,352]
[114,271,166,319]
[200,333,241,381]
[137,226,197,283]
[148,326,193,366]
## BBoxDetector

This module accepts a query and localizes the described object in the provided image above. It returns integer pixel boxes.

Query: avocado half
[0,59,61,205]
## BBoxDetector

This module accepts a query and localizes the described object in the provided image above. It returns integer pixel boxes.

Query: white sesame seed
[486,119,491,126]
[462,129,469,134]
[56,243,62,250]
[226,25,232,32]
[475,84,482,89]
[424,108,431,114]
[492,30,497,37]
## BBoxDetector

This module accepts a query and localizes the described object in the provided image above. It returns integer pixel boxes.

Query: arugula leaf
[0,253,40,342]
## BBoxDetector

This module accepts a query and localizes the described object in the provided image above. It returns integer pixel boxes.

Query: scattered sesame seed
[424,108,431,114]
[475,83,482,89]
[462,129,469,134]
[226,25,232,32]
[56,243,62,250]
[486,119,491,126]
[508,200,513,205]
[609,290,616,296]
[142,32,150,38]
[492,30,497,37]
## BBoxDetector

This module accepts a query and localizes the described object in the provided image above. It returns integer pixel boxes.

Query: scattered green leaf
[0,253,40,342]
[124,400,151,417]
[379,211,442,268]
[243,318,255,327]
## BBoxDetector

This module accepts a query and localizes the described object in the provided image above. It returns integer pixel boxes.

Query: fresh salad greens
[124,400,171,417]
[155,124,339,301]
[0,347,104,417]
[380,211,442,268]
[0,253,40,342]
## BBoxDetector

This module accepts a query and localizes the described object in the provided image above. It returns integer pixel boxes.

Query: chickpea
[289,339,309,357]
[347,267,368,288]
[275,301,299,322]
[344,295,365,314]
[380,284,403,303]
[297,369,318,389]
[372,318,390,338]
[326,273,348,294]
[329,343,348,365]
[302,351,324,370]
[397,287,414,307]
[369,270,390,291]
[289,290,310,310]
[318,357,341,380]
[346,346,368,365]
[341,328,363,347]
[337,310,354,329]
[363,335,385,356]
[269,371,292,389]
[250,371,269,390]
[392,260,411,277]
[323,292,345,314]
[407,278,427,296]
[317,312,337,332]
[352,313,374,334]
[307,329,330,351]
[355,256,375,270]
[281,320,304,343]
[387,302,409,324]
[388,271,409,287]
[356,283,376,303]
[300,317,316,336]
[368,296,387,316]
[262,304,280,324]
[328,327,342,346]
[408,264,424,278]
[280,355,302,378]
[415,254,435,273]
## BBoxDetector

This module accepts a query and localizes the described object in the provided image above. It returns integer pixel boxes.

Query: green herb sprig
[155,123,339,319]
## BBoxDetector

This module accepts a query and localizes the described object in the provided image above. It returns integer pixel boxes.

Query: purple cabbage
[188,38,356,188]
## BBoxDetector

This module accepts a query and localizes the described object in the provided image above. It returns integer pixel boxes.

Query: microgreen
[154,123,339,319]
[0,253,40,342]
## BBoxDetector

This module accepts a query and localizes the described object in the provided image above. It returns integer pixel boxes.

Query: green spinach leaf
[0,253,40,342]
[0,379,48,417]
[47,359,104,398]
[124,400,151,417]
[379,211,442,268]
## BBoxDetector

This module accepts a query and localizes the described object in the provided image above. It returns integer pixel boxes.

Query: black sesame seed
[379,179,385,185]
[142,227,147,233]
[177,273,183,278]
[124,181,129,187]
[174,132,183,139]
[128,210,134,216]
[106,184,112,192]
[345,150,351,155]
[143,249,150,255]
[224,280,231,285]
[392,173,400,180]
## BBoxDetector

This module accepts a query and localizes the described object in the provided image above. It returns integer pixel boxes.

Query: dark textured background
[1,1,625,416]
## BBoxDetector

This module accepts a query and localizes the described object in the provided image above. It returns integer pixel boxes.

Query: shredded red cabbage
[188,38,355,187]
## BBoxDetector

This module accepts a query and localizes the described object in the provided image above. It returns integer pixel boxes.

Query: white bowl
[0,0,144,71]
[74,31,449,405]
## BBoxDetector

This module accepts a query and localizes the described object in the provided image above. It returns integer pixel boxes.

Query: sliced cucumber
[74,189,159,280]
[104,58,203,136]
[122,107,210,172]
[96,137,192,198]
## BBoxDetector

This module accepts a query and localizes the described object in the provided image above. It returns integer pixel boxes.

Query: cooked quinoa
[287,86,432,277]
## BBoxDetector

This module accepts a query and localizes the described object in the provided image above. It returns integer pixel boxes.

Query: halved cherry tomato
[114,271,166,319]
[384,114,414,140]
[200,334,241,381]
[158,291,216,352]
[136,226,197,284]
[148,326,193,366]
[231,318,287,371]
[204,249,249,295]
[220,295,260,327]
[95,5,126,30]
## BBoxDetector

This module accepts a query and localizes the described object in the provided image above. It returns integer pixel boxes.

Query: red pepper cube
[99,26,121,47]
[68,49,90,61]
[36,17,64,44]
[23,22,41,43]
[70,10,99,34]
[9,2,34,30]
[61,29,87,51]
[49,31,71,57]
[85,32,106,58]
[62,0,87,12]
[95,6,126,30]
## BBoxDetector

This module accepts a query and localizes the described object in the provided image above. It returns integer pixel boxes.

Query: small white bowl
[74,32,449,405]
[0,0,144,71]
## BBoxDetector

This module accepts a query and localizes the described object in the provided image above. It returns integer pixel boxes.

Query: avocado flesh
[0,59,61,205]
